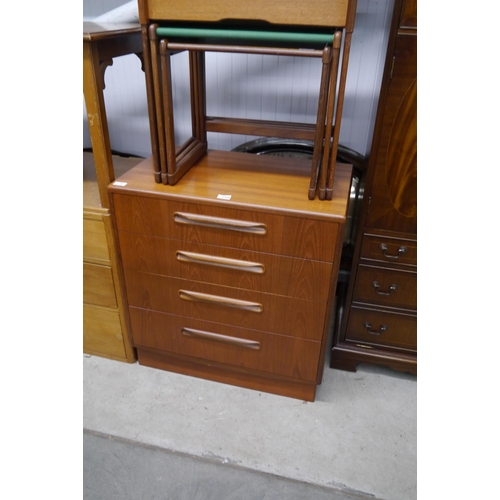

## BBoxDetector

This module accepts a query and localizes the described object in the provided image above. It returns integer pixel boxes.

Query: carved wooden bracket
[99,58,114,90]
[135,52,145,73]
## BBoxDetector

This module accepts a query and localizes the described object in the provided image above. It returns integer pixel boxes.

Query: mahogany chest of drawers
[336,232,417,370]
[109,150,351,401]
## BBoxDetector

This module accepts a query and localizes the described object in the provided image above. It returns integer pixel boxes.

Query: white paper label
[217,194,232,200]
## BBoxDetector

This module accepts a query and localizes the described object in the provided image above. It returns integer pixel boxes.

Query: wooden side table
[83,22,143,207]
[83,22,143,363]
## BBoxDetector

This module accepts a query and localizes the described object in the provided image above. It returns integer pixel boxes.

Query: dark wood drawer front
[112,194,338,262]
[129,307,321,382]
[353,265,416,310]
[345,307,417,351]
[118,231,333,302]
[361,234,417,267]
[124,270,326,341]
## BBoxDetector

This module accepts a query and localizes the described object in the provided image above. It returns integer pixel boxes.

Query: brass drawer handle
[372,281,397,296]
[174,212,267,235]
[379,243,407,259]
[179,289,263,313]
[176,251,265,274]
[364,322,388,336]
[181,327,261,350]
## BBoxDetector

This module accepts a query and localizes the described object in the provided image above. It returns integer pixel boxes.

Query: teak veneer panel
[124,269,327,341]
[113,195,339,262]
[118,232,333,302]
[137,347,318,401]
[129,308,321,383]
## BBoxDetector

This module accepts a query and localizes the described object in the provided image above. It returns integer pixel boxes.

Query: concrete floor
[84,429,376,500]
[83,353,416,500]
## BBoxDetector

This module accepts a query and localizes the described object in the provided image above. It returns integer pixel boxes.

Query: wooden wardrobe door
[400,0,417,29]
[365,33,417,236]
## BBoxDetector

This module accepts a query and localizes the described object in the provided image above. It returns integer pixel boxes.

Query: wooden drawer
[143,0,350,28]
[83,216,110,264]
[112,194,338,262]
[124,269,327,341]
[345,307,417,351]
[129,307,321,382]
[361,234,417,267]
[83,305,126,359]
[118,232,333,302]
[83,262,117,308]
[353,265,416,310]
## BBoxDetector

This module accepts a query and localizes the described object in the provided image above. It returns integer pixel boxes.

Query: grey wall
[83,0,394,158]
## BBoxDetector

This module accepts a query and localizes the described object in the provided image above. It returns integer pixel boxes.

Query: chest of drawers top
[108,151,351,221]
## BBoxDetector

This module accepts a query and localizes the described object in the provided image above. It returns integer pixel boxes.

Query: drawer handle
[364,322,388,336]
[179,289,263,313]
[372,281,397,296]
[181,327,261,350]
[380,243,407,259]
[174,212,267,235]
[176,251,265,274]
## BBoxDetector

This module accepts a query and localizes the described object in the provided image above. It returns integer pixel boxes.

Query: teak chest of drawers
[109,150,351,401]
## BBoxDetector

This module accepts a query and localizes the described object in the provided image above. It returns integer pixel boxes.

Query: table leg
[83,41,114,208]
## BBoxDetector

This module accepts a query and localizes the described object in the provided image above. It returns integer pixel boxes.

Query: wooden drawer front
[129,307,321,382]
[83,305,125,358]
[83,263,117,308]
[83,217,110,264]
[145,0,349,28]
[118,232,332,302]
[124,269,326,341]
[112,194,337,262]
[353,265,416,310]
[361,234,417,267]
[345,307,417,351]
